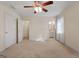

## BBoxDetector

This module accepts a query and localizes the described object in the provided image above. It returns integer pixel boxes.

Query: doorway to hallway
[23,20,30,40]
[48,18,56,39]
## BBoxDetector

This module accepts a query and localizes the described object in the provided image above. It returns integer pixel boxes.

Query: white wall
[59,2,79,52]
[0,3,24,52]
[23,20,29,39]
[29,16,54,41]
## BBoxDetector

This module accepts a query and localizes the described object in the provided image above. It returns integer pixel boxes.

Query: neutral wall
[29,16,55,41]
[0,3,24,52]
[59,2,79,52]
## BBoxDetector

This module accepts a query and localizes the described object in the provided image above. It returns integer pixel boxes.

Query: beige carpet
[0,38,79,58]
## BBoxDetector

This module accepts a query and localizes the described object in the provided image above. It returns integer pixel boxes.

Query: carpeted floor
[0,38,79,58]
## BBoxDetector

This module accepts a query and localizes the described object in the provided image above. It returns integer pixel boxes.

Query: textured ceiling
[0,1,73,18]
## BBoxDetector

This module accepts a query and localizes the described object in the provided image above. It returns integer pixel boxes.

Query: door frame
[16,18,18,44]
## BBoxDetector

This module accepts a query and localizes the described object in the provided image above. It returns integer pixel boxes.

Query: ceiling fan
[24,1,53,14]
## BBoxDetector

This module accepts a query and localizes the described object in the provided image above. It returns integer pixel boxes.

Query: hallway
[0,38,79,58]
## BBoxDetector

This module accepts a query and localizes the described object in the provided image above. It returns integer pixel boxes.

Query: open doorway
[48,19,56,39]
[23,20,30,40]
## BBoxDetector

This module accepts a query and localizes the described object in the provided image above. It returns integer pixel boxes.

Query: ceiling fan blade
[42,1,53,6]
[42,8,48,12]
[24,6,33,8]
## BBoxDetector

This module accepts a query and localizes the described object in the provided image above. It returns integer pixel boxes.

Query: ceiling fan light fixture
[34,7,42,13]
[38,7,42,12]
[24,1,54,14]
[34,7,39,12]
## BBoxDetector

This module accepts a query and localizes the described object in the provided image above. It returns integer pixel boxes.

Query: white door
[4,13,16,48]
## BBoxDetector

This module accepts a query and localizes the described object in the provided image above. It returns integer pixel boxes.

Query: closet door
[4,13,16,48]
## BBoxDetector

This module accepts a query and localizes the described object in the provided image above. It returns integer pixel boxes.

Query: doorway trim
[16,18,18,44]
